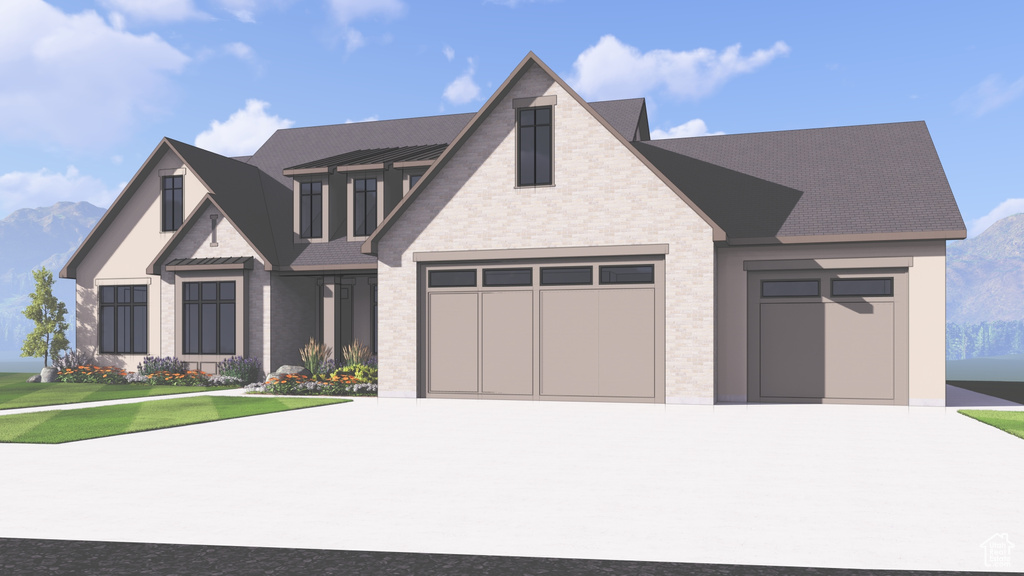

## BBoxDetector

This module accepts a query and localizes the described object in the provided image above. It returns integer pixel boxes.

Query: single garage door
[423,260,664,402]
[748,271,909,404]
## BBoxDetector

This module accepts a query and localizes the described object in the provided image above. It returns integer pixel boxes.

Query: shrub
[314,358,339,380]
[53,350,93,372]
[260,372,376,396]
[341,339,373,367]
[57,365,127,385]
[217,356,262,383]
[138,356,189,376]
[147,370,210,387]
[209,374,245,386]
[299,338,333,376]
[126,372,149,383]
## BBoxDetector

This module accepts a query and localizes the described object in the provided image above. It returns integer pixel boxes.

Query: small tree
[20,267,70,367]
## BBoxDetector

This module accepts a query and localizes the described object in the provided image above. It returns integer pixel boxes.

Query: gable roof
[635,121,967,243]
[361,52,726,255]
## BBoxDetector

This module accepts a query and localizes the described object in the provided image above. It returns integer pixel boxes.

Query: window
[100,285,147,354]
[518,107,552,186]
[353,177,377,237]
[600,265,654,284]
[831,278,893,297]
[540,266,592,286]
[183,281,235,355]
[409,174,421,189]
[761,280,820,297]
[300,181,323,238]
[483,268,532,287]
[162,175,183,232]
[428,270,477,288]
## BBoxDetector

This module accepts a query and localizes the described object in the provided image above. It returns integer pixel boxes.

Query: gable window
[409,174,421,189]
[182,281,235,355]
[518,107,552,186]
[300,181,323,238]
[99,285,147,354]
[353,177,377,237]
[162,175,183,232]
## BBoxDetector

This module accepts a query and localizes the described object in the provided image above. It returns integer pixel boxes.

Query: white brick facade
[376,63,716,402]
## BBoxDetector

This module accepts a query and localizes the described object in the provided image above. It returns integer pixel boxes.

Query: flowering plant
[146,370,211,387]
[57,365,127,385]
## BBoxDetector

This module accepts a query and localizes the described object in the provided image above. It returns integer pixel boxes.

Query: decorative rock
[265,365,311,382]
[26,374,41,383]
[40,367,58,383]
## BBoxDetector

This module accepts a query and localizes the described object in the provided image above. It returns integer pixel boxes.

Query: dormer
[283,143,447,242]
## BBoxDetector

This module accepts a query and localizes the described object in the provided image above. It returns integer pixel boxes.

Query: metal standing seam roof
[286,143,449,171]
[165,257,254,268]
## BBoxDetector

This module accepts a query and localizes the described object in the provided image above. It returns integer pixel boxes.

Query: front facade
[62,53,966,406]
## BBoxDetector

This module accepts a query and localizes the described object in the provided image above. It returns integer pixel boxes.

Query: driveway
[0,393,1021,573]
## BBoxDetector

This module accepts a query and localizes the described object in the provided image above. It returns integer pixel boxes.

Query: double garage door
[747,268,909,404]
[423,258,664,402]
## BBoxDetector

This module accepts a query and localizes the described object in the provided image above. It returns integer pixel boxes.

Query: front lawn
[0,395,349,443]
[0,373,239,410]
[959,409,1024,440]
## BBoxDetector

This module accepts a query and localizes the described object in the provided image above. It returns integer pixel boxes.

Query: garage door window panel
[831,278,893,297]
[761,280,819,297]
[483,268,532,287]
[540,266,592,286]
[428,269,477,288]
[600,265,654,284]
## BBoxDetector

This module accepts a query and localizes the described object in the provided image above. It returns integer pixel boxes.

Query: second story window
[354,177,377,237]
[162,175,183,231]
[300,181,323,238]
[518,107,552,186]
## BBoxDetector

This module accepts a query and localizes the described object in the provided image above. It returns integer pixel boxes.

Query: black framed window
[428,270,477,288]
[99,285,147,354]
[483,268,532,287]
[409,174,421,190]
[162,175,183,232]
[831,278,893,297]
[540,266,592,286]
[353,177,377,237]
[518,107,552,186]
[183,281,235,355]
[300,181,323,238]
[761,280,820,298]
[600,265,654,284]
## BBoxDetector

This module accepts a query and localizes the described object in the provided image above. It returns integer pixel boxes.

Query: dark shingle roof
[286,143,449,171]
[635,121,966,240]
[590,99,647,141]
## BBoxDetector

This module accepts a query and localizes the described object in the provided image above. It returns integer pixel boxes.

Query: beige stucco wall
[76,149,206,370]
[376,63,716,402]
[715,239,947,405]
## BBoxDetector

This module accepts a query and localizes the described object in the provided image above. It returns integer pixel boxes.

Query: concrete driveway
[0,392,1021,573]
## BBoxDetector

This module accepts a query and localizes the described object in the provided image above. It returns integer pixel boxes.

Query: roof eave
[724,229,968,246]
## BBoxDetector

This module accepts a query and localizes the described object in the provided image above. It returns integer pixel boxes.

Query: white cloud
[443,45,455,61]
[225,41,254,60]
[328,0,405,53]
[0,1,189,149]
[216,0,256,22]
[958,74,1024,116]
[443,59,480,105]
[651,119,724,139]
[194,100,294,157]
[344,115,379,124]
[100,0,208,22]
[967,198,1024,237]
[0,166,119,216]
[569,35,790,101]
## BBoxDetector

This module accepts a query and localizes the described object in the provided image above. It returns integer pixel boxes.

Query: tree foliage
[947,320,1024,360]
[20,267,69,367]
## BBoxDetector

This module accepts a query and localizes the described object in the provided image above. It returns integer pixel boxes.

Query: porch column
[321,276,338,362]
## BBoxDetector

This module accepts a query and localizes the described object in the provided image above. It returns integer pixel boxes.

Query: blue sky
[1,0,1022,237]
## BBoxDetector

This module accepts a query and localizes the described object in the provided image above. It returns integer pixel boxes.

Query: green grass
[0,373,238,410]
[0,395,350,443]
[959,410,1024,440]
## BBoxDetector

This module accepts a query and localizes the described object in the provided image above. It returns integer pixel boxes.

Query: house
[60,53,966,406]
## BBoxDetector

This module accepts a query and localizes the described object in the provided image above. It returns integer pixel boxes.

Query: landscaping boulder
[40,367,58,383]
[26,374,41,383]
[265,365,311,382]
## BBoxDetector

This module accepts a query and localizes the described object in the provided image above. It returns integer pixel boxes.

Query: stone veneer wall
[376,63,716,403]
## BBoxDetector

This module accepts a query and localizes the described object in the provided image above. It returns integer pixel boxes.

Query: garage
[421,257,665,402]
[746,267,910,404]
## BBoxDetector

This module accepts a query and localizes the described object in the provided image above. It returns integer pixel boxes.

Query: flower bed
[246,370,377,397]
[57,365,128,385]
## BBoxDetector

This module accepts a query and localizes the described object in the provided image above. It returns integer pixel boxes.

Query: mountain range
[0,201,1019,356]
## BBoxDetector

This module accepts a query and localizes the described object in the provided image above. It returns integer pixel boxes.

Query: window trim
[182,280,237,356]
[161,175,183,232]
[346,171,385,241]
[175,272,246,361]
[299,180,323,239]
[293,176,329,244]
[516,104,554,188]
[99,284,148,355]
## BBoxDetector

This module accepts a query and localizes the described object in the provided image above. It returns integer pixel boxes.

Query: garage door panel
[598,288,655,397]
[428,293,479,394]
[825,301,894,399]
[482,291,533,395]
[540,290,600,396]
[760,302,826,398]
